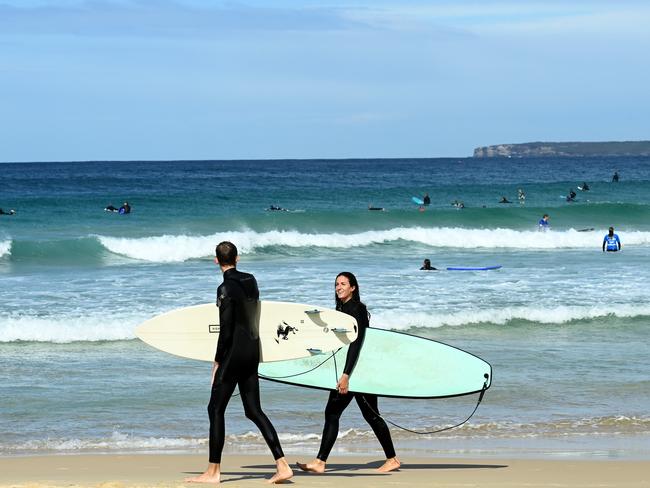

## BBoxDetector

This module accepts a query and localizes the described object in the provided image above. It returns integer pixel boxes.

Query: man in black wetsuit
[186,241,292,484]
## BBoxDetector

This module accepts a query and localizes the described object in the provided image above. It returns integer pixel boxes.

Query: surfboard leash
[231,349,341,398]
[358,374,490,436]
[258,348,342,381]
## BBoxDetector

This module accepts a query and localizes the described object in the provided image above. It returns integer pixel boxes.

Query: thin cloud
[0,1,367,38]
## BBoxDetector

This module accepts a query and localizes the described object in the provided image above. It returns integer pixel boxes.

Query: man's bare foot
[377,457,401,473]
[185,463,221,484]
[296,458,326,473]
[268,457,293,484]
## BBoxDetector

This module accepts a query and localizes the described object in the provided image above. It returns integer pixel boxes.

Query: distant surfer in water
[297,272,401,474]
[602,227,621,252]
[499,196,512,204]
[0,208,16,216]
[267,205,288,212]
[538,214,550,230]
[105,202,131,214]
[579,182,590,191]
[423,193,431,205]
[517,188,525,204]
[186,241,292,485]
[612,171,620,182]
[566,189,577,202]
[420,258,437,270]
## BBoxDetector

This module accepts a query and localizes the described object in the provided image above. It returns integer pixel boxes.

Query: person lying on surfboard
[297,272,401,474]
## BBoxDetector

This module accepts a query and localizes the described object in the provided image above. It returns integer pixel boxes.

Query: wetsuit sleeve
[343,303,368,376]
[215,286,234,363]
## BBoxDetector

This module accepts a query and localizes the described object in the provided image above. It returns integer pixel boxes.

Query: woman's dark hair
[334,271,361,309]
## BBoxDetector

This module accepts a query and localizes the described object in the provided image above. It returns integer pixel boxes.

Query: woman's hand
[337,373,350,394]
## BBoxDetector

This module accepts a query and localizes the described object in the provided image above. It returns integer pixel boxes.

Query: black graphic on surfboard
[275,322,298,343]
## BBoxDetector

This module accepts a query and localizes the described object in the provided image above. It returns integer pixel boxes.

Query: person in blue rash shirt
[603,227,622,252]
[297,272,401,474]
[538,214,550,230]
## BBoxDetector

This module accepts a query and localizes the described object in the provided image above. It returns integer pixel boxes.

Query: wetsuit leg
[207,378,238,464]
[238,372,285,460]
[356,393,396,459]
[316,390,355,461]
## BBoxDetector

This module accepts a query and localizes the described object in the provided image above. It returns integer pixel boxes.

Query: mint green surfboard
[258,328,492,399]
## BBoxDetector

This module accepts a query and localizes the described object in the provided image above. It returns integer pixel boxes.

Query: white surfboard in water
[135,301,358,363]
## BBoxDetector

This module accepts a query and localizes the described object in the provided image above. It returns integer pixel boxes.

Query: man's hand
[211,361,219,386]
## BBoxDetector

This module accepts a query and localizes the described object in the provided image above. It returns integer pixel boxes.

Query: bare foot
[185,472,221,484]
[377,457,401,473]
[268,458,293,484]
[296,458,326,473]
[268,461,293,485]
[185,463,221,484]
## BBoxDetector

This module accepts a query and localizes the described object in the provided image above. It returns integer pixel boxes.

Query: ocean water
[1,157,649,460]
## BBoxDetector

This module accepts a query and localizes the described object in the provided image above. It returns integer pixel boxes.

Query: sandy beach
[0,453,648,488]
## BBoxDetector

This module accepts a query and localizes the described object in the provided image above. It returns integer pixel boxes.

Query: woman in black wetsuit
[297,272,401,474]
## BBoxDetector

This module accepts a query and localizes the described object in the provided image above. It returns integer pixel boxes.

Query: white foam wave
[227,416,650,443]
[6,431,206,453]
[231,431,322,443]
[2,303,649,343]
[0,239,11,258]
[372,303,650,329]
[4,417,649,454]
[97,228,650,262]
[0,314,140,343]
[4,431,321,454]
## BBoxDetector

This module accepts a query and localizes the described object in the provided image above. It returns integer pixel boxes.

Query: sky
[1,0,650,161]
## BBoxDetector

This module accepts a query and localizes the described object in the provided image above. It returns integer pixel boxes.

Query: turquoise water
[1,157,649,459]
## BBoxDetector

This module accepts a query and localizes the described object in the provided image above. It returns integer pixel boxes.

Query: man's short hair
[216,241,238,266]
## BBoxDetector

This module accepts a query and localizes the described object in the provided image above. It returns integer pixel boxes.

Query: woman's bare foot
[268,457,293,484]
[377,457,401,473]
[185,462,221,483]
[296,458,326,473]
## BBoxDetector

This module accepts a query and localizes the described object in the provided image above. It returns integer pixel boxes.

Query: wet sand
[1,453,648,487]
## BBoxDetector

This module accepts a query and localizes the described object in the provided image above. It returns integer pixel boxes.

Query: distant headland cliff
[473,140,650,158]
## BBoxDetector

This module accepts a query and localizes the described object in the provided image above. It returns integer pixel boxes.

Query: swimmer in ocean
[602,227,621,252]
[420,258,437,270]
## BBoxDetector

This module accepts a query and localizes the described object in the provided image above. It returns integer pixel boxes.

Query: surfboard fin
[306,348,323,354]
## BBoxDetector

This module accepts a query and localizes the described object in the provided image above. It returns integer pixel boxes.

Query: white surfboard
[135,301,358,363]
